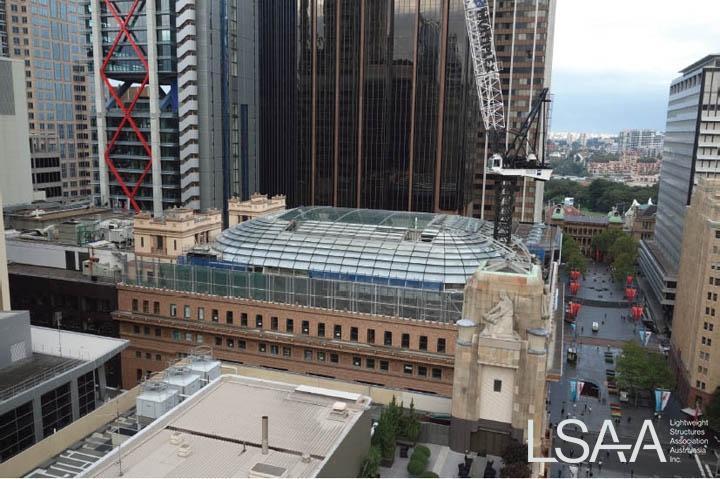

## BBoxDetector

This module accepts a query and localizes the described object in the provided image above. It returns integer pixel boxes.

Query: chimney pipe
[261,416,269,455]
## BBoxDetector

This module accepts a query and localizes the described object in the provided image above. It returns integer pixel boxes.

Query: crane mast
[463,0,552,245]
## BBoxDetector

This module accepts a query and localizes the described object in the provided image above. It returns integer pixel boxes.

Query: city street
[549,263,719,477]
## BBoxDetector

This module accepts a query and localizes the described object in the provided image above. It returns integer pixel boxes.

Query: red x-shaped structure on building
[100,0,154,212]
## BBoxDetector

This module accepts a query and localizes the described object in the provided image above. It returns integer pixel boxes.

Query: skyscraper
[260,0,480,214]
[3,0,93,201]
[473,0,557,223]
[639,54,720,326]
[87,0,258,217]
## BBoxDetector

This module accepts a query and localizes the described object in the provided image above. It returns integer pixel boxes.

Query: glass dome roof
[212,207,531,288]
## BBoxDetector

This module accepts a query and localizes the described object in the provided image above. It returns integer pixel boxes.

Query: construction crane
[463,0,552,244]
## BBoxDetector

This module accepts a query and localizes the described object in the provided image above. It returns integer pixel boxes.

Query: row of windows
[131,299,448,353]
[134,350,163,362]
[211,337,445,380]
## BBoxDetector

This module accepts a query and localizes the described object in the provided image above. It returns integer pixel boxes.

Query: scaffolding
[125,260,465,323]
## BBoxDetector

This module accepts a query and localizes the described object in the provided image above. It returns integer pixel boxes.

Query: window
[384,331,392,346]
[351,327,358,341]
[226,311,234,324]
[367,329,375,343]
[133,325,140,334]
[432,368,442,379]
[353,356,362,367]
[283,347,292,357]
[135,350,141,358]
[403,364,413,374]
[145,352,151,359]
[493,379,502,392]
[154,302,160,314]
[419,336,428,351]
[271,317,278,331]
[437,338,446,353]
[318,323,326,337]
[184,305,191,319]
[136,369,142,381]
[212,309,219,322]
[302,320,310,335]
[330,353,339,363]
[143,300,149,313]
[705,322,709,330]
[380,360,389,371]
[256,314,263,328]
[155,327,161,337]
[144,326,150,335]
[198,307,205,321]
[227,338,234,348]
[155,354,162,361]
[241,313,248,326]
[197,335,203,344]
[317,351,325,361]
[305,349,313,361]
[259,343,267,353]
[334,325,342,339]
[402,334,410,348]
[366,358,375,369]
[418,366,427,376]
[286,319,294,333]
[703,337,707,345]
[132,299,138,311]
[238,340,246,349]
[170,304,177,317]
[270,345,279,355]
[215,336,222,346]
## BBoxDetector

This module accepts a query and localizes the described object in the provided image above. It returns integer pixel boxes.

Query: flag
[655,389,671,412]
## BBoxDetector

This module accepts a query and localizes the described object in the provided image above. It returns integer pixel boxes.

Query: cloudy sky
[550,0,720,134]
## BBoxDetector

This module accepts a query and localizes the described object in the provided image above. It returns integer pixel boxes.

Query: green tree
[591,229,625,259]
[704,389,720,432]
[359,445,381,478]
[562,235,587,274]
[616,341,675,406]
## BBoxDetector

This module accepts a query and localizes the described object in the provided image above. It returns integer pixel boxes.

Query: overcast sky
[550,0,720,134]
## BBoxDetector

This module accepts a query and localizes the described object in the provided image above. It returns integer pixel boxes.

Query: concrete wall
[0,311,31,368]
[318,408,372,478]
[0,58,33,207]
[0,385,141,478]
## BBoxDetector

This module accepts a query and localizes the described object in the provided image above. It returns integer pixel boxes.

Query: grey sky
[550,0,720,133]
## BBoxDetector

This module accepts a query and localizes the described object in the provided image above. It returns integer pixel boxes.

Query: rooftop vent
[177,442,191,457]
[301,453,311,464]
[170,431,183,445]
[249,463,287,478]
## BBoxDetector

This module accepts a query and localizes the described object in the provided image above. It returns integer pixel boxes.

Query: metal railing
[0,357,82,402]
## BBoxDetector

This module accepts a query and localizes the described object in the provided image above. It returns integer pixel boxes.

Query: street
[548,262,720,477]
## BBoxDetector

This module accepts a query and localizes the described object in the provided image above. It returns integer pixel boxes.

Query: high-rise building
[617,128,664,154]
[0,194,9,310]
[0,57,34,207]
[473,0,557,223]
[0,0,8,57]
[260,0,482,214]
[4,0,93,201]
[87,0,258,218]
[670,177,720,409]
[639,55,720,327]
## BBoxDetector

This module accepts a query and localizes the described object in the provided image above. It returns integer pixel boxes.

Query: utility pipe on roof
[262,415,269,455]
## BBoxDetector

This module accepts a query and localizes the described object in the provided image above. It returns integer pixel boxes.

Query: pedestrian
[589,406,592,413]
[584,403,588,412]
[628,416,632,423]
[606,450,610,459]
[561,407,565,415]
[581,326,584,333]
[598,461,603,472]
[630,468,634,478]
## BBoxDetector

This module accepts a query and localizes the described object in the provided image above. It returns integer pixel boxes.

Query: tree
[544,178,657,213]
[562,235,587,274]
[616,341,675,406]
[704,389,720,432]
[359,445,381,478]
[591,229,625,259]
[500,462,531,478]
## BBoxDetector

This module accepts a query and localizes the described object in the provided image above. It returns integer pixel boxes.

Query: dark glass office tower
[259,0,478,214]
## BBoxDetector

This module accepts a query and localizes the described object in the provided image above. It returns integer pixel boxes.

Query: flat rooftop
[84,376,371,478]
[0,353,82,402]
[7,262,114,285]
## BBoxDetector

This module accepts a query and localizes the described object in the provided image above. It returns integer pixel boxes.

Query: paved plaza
[550,262,718,477]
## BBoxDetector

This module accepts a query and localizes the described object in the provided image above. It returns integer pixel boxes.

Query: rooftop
[0,353,82,402]
[212,207,532,288]
[85,376,371,478]
[563,215,609,226]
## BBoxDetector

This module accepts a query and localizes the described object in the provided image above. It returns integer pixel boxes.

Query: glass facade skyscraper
[259,0,479,214]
